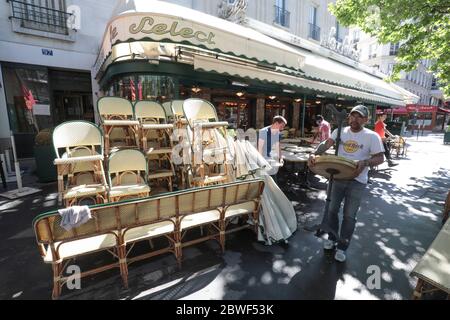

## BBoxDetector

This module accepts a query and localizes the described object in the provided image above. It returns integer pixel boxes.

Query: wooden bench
[410,217,450,299]
[33,179,264,299]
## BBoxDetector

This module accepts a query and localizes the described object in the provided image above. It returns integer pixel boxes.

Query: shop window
[109,75,175,103]
[2,64,51,133]
[217,101,249,130]
[265,102,287,126]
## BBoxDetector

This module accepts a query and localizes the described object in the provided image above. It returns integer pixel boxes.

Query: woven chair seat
[146,148,173,155]
[193,175,227,185]
[148,171,174,180]
[64,184,107,199]
[195,121,229,128]
[54,154,103,165]
[180,202,255,230]
[109,183,150,197]
[180,210,220,230]
[103,120,139,126]
[43,233,117,263]
[123,220,175,243]
[141,124,174,130]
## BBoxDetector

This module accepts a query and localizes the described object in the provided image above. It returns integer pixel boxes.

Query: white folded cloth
[58,205,92,231]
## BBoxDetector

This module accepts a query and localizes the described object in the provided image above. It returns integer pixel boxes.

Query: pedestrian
[258,115,287,182]
[312,115,331,143]
[374,113,398,167]
[308,105,384,262]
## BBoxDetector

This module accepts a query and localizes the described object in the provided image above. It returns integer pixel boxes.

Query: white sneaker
[334,249,346,262]
[323,239,335,250]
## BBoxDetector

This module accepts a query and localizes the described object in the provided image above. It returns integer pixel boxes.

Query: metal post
[301,94,306,137]
[10,132,22,190]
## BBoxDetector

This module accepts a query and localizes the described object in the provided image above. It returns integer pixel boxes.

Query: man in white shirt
[308,105,384,262]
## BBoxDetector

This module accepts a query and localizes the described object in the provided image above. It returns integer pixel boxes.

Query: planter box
[34,145,57,182]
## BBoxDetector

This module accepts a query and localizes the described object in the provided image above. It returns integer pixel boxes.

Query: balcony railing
[274,5,290,28]
[9,0,71,35]
[308,23,320,41]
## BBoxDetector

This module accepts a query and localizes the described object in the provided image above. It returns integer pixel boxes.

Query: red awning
[438,107,450,114]
[391,108,408,115]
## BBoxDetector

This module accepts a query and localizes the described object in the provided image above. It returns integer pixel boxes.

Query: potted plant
[34,128,57,182]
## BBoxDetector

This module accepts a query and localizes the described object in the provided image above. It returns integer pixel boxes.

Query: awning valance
[94,0,305,76]
[296,46,406,103]
[194,55,405,106]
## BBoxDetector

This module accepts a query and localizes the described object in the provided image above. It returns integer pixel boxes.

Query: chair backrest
[162,101,174,119]
[52,121,103,158]
[134,101,166,123]
[97,97,134,120]
[170,100,185,119]
[108,149,147,186]
[182,98,218,128]
[33,179,264,245]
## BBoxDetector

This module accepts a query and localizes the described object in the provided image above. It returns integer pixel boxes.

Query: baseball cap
[350,105,369,118]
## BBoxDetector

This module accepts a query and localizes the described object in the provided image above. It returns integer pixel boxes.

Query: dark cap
[350,105,369,118]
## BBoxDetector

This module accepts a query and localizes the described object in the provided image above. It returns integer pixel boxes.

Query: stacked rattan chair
[107,149,150,202]
[182,98,230,188]
[52,121,108,206]
[97,97,140,156]
[134,101,175,192]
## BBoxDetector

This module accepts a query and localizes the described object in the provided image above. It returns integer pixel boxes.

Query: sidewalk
[0,132,448,300]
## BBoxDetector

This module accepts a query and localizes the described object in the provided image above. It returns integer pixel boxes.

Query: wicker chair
[97,97,140,155]
[182,98,230,188]
[52,121,108,206]
[107,149,150,202]
[134,101,175,192]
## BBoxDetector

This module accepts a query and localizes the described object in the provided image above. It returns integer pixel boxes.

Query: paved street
[0,132,448,300]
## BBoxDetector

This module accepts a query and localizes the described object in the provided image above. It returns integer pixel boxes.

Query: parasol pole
[10,131,23,190]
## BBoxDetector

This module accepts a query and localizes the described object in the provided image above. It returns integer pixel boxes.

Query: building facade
[353,29,448,130]
[0,0,413,158]
[0,0,115,156]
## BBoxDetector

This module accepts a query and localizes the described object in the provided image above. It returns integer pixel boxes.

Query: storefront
[0,62,93,157]
[93,0,411,134]
[388,105,450,131]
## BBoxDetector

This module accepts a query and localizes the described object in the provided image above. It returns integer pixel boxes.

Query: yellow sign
[129,17,216,45]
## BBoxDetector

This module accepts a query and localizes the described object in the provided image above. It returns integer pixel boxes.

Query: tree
[329,0,450,97]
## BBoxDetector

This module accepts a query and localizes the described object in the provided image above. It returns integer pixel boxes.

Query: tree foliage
[329,0,450,97]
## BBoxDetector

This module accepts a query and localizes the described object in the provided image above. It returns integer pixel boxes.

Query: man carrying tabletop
[308,105,384,262]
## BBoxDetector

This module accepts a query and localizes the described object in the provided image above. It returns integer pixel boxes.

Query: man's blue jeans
[324,179,367,251]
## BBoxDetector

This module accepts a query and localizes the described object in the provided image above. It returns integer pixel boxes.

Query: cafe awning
[95,0,408,107]
[94,0,305,76]
[194,55,405,106]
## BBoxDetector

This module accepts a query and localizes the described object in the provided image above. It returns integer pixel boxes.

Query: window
[352,29,360,42]
[335,21,342,42]
[274,0,290,27]
[368,43,377,59]
[9,0,70,35]
[308,6,320,41]
[387,63,395,75]
[389,42,400,55]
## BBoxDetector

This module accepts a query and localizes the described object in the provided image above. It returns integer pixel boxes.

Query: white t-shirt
[331,127,384,184]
